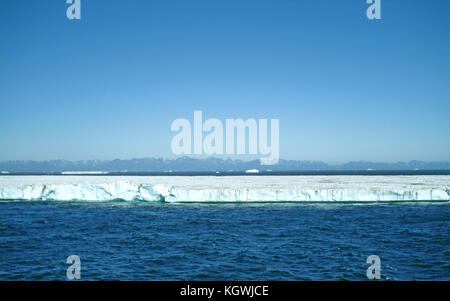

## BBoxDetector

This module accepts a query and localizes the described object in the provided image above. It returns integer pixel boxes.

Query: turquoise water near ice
[0,201,448,280]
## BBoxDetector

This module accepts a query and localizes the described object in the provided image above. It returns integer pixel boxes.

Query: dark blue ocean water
[0,201,448,280]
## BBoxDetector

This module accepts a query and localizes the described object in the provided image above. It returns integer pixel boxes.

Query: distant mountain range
[0,157,449,173]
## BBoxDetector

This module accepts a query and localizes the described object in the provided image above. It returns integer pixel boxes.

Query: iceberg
[0,175,448,203]
[0,181,168,202]
[61,171,109,175]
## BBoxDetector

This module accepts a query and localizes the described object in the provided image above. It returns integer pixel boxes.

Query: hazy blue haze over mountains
[0,158,449,172]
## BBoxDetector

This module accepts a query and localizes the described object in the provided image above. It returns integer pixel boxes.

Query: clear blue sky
[1,0,449,163]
